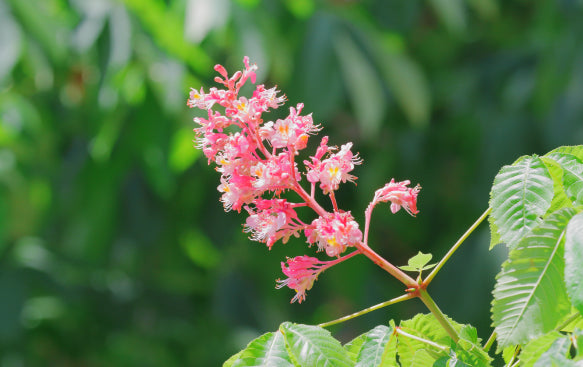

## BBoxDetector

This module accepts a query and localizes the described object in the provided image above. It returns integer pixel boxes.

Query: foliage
[2,0,583,365]
[223,144,583,366]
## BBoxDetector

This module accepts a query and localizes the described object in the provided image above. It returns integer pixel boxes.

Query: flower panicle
[188,57,420,303]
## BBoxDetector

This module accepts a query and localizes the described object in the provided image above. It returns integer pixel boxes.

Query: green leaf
[518,331,563,367]
[533,336,575,367]
[353,325,398,367]
[344,333,367,362]
[397,314,455,367]
[280,322,353,367]
[491,208,575,349]
[230,331,293,367]
[454,326,492,366]
[489,155,554,250]
[223,351,244,367]
[546,152,583,206]
[546,145,583,161]
[541,157,575,215]
[565,212,583,315]
[400,252,436,272]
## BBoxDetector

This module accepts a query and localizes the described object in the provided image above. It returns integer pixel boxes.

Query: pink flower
[276,255,329,303]
[244,199,304,248]
[305,139,362,194]
[373,179,421,216]
[305,211,362,257]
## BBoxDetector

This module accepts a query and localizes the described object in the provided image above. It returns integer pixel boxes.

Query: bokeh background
[1,0,583,365]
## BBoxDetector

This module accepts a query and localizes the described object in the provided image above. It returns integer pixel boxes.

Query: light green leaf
[565,212,583,315]
[280,322,353,367]
[400,252,436,272]
[354,325,397,367]
[231,331,293,367]
[546,152,583,206]
[533,337,575,367]
[489,155,554,250]
[397,314,455,367]
[334,30,386,139]
[541,157,575,215]
[518,331,563,367]
[344,333,367,362]
[491,208,575,350]
[223,350,244,367]
[546,145,583,161]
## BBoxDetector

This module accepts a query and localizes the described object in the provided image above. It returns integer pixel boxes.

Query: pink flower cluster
[188,57,420,303]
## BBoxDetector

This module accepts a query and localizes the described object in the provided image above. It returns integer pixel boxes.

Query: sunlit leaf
[491,208,575,349]
[397,313,455,367]
[532,336,575,367]
[541,157,575,215]
[564,212,583,315]
[546,152,583,205]
[352,325,397,367]
[230,331,293,367]
[280,322,352,367]
[489,155,554,250]
[518,331,563,367]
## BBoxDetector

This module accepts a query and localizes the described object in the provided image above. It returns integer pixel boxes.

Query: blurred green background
[1,0,583,365]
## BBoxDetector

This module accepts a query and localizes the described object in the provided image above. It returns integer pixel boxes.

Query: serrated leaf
[280,322,352,367]
[541,157,575,215]
[518,331,563,367]
[546,152,583,205]
[565,212,583,315]
[491,208,575,350]
[354,325,398,367]
[533,336,575,367]
[489,155,554,250]
[231,331,293,367]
